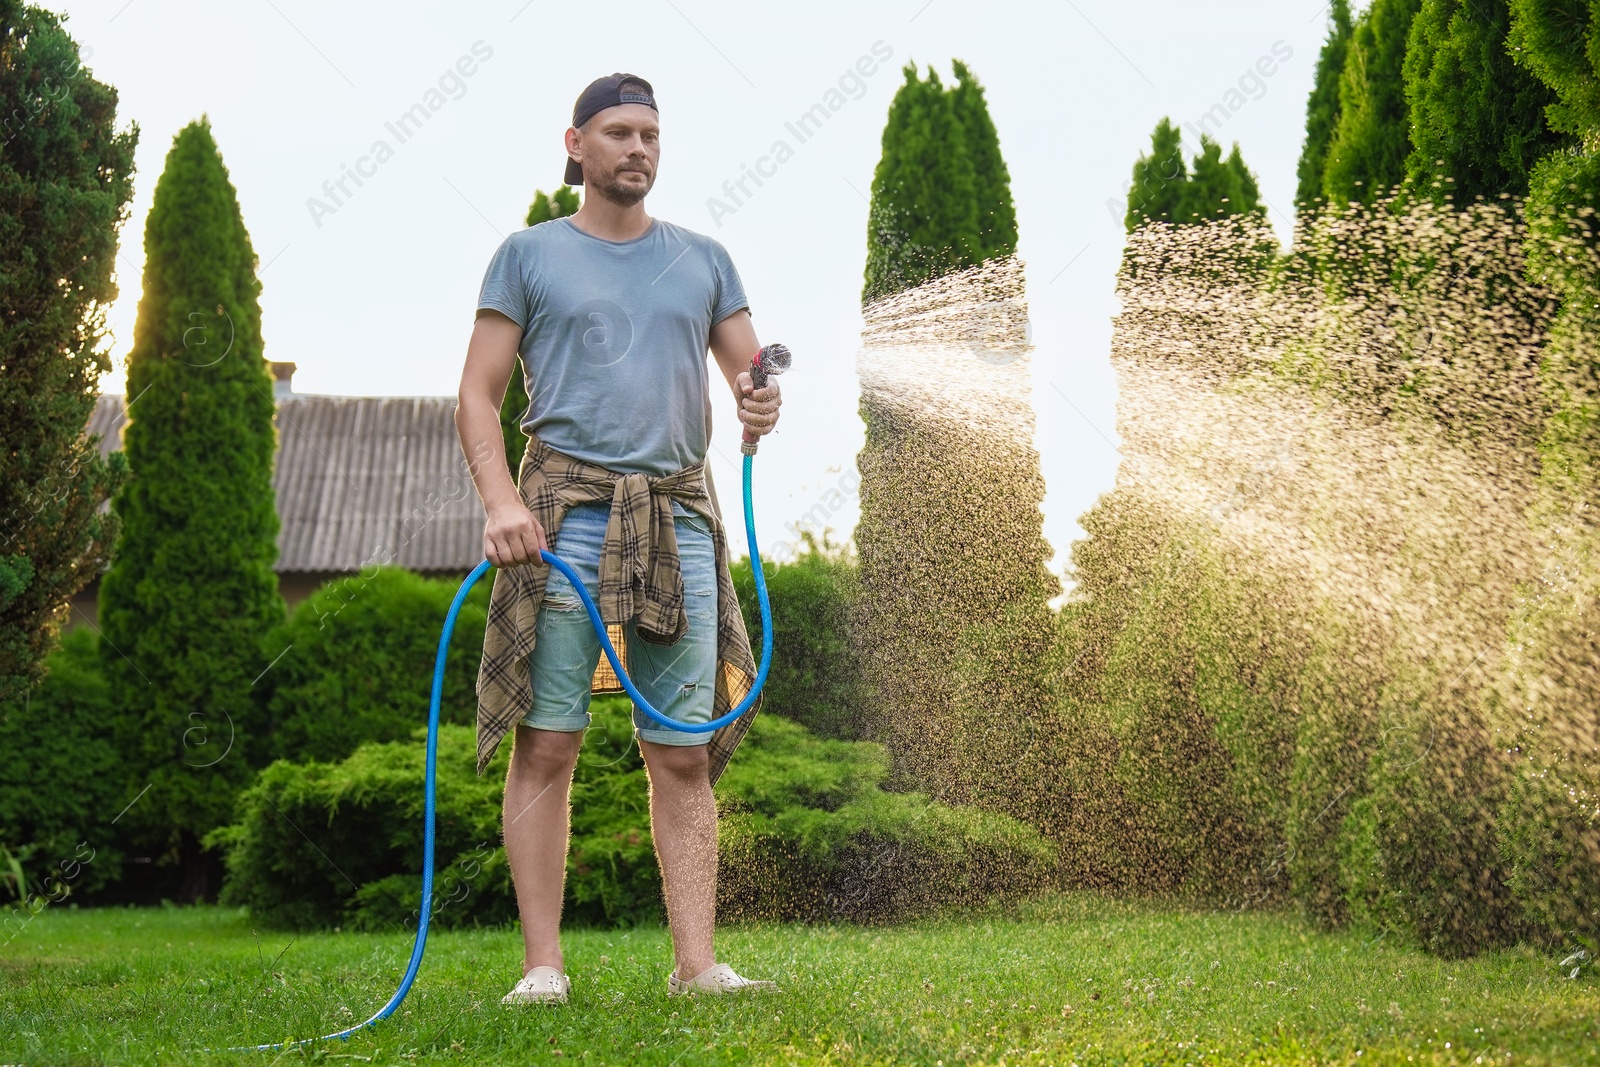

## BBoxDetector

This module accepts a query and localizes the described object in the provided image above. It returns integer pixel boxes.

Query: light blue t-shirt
[476,216,751,481]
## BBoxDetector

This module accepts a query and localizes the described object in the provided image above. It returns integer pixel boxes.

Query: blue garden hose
[227,449,774,1052]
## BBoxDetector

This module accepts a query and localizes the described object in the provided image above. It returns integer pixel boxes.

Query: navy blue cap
[566,73,657,186]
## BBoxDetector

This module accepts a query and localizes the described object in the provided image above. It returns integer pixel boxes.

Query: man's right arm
[456,308,548,568]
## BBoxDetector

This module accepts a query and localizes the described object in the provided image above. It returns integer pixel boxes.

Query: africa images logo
[707,40,894,228]
[306,40,495,229]
[575,299,634,367]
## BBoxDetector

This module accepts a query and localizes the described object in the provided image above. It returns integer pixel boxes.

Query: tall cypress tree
[862,62,982,304]
[526,185,579,227]
[98,116,282,900]
[1297,0,1356,209]
[1404,0,1566,202]
[1125,118,1190,230]
[499,185,579,479]
[1503,0,1600,950]
[854,58,1057,838]
[1323,0,1424,206]
[949,59,1018,262]
[1125,122,1263,233]
[1183,135,1263,221]
[1227,144,1264,209]
[1508,0,1600,136]
[0,2,136,704]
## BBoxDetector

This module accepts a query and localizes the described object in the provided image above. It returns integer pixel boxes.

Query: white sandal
[666,962,779,996]
[502,964,571,1005]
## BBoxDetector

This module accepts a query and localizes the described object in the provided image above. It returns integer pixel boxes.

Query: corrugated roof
[86,393,487,574]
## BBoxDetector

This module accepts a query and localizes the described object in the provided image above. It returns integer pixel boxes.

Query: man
[454,72,783,1007]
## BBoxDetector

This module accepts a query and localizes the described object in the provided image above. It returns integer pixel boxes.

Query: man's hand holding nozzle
[736,374,781,436]
[739,343,791,455]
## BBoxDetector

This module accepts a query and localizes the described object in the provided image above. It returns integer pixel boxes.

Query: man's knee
[641,739,710,783]
[510,723,583,778]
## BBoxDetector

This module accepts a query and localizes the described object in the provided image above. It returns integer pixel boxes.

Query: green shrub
[208,717,511,932]
[715,712,1057,925]
[1337,793,1401,933]
[729,531,867,740]
[347,707,656,934]
[1366,676,1520,958]
[210,698,1056,931]
[0,628,124,900]
[1095,523,1298,907]
[1496,533,1600,949]
[255,566,491,766]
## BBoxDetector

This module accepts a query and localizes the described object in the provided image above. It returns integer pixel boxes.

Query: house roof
[86,393,488,574]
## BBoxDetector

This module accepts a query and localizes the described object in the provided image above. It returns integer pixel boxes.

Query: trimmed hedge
[255,566,490,767]
[729,530,867,741]
[1070,196,1586,959]
[208,698,1056,931]
[0,628,125,900]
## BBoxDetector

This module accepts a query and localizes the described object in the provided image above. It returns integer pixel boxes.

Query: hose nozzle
[742,343,792,455]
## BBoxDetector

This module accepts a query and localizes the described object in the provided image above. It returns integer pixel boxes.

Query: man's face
[572,103,659,206]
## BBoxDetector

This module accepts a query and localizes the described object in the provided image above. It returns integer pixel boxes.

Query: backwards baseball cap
[565,72,658,186]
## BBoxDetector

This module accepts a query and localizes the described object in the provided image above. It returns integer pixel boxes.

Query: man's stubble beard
[593,161,655,207]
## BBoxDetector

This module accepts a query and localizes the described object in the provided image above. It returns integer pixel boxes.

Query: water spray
[225,344,791,1052]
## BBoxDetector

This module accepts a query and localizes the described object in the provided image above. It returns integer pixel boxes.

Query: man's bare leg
[640,738,717,981]
[503,724,584,974]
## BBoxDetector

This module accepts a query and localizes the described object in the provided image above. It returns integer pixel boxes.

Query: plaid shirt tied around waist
[474,435,763,787]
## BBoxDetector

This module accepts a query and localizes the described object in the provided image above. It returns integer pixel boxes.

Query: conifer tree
[1502,0,1600,950]
[1227,144,1263,209]
[1183,135,1263,221]
[862,62,982,304]
[1508,0,1600,136]
[949,59,1018,262]
[1125,118,1190,230]
[527,185,579,228]
[0,1,137,703]
[1323,0,1424,206]
[499,185,579,479]
[1403,0,1565,202]
[854,59,1056,838]
[1124,122,1262,233]
[98,117,283,899]
[1297,0,1355,209]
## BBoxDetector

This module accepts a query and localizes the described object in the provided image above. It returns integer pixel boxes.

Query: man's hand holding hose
[484,498,549,571]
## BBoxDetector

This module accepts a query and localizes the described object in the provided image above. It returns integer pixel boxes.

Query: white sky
[61,0,1333,594]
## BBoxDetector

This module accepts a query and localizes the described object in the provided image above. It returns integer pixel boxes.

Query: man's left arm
[709,309,782,440]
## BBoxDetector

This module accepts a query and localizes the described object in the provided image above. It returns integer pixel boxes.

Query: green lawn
[1,893,1595,1066]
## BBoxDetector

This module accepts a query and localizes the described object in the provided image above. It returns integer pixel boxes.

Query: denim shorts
[520,498,719,747]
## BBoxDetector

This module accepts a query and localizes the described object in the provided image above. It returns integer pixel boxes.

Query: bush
[729,531,867,740]
[210,697,1056,931]
[348,707,659,934]
[1092,521,1300,907]
[1367,695,1519,958]
[715,712,1058,925]
[208,717,511,932]
[0,628,125,900]
[254,566,491,766]
[1497,541,1600,950]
